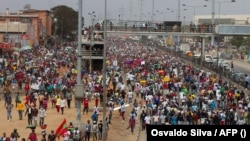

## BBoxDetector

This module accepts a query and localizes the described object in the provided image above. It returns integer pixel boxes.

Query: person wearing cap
[92,121,98,140]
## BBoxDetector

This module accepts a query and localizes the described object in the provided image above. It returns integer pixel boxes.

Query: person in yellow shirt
[16,101,25,120]
[234,91,240,101]
[55,96,61,113]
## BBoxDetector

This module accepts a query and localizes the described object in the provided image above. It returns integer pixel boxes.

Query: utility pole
[177,0,180,21]
[140,0,143,24]
[102,1,108,141]
[74,0,84,131]
[152,0,154,23]
[211,0,215,46]
[129,0,132,21]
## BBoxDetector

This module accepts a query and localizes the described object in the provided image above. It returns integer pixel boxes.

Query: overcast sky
[0,0,249,26]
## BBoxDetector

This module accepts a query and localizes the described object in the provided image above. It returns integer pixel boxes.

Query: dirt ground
[0,86,142,141]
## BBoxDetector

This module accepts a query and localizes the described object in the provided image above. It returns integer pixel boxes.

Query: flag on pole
[55,119,67,138]
[59,123,68,137]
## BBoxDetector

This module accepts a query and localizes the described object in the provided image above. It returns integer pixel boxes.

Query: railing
[90,25,215,33]
[81,50,103,57]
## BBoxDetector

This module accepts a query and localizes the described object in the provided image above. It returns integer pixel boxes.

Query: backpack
[229,112,234,120]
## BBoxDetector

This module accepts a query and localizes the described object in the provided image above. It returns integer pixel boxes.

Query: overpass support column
[200,37,205,66]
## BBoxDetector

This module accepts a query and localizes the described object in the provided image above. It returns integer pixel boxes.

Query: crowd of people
[105,36,250,128]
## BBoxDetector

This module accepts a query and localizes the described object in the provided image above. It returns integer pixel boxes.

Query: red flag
[59,123,68,137]
[55,119,66,137]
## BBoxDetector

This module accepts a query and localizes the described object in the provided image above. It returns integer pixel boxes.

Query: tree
[244,37,250,51]
[229,36,245,51]
[51,5,79,41]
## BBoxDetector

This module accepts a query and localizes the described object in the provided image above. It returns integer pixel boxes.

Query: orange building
[0,8,52,47]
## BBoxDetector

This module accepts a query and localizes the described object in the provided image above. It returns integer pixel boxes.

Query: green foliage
[244,37,250,51]
[229,36,244,48]
[229,36,250,52]
[51,5,78,41]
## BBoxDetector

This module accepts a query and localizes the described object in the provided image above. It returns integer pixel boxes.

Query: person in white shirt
[63,130,71,141]
[127,90,133,104]
[60,97,66,115]
[159,113,166,125]
[144,115,151,125]
[39,107,46,125]
[120,103,126,122]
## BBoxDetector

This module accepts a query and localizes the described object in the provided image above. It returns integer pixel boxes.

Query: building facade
[194,14,250,25]
[0,8,52,47]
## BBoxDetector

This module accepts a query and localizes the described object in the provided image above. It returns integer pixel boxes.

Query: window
[20,18,32,23]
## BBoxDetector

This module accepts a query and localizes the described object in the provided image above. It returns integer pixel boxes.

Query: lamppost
[88,11,95,73]
[205,0,235,24]
[118,14,120,27]
[152,0,155,23]
[75,0,84,129]
[204,0,236,45]
[102,0,108,140]
[177,0,180,21]
[182,4,207,23]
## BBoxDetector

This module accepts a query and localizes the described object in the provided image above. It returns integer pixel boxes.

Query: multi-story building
[82,30,104,72]
[194,14,250,25]
[0,8,52,47]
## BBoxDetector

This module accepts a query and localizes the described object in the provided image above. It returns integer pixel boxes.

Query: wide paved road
[227,59,250,76]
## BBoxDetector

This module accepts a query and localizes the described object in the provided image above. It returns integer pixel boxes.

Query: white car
[220,60,231,67]
[212,57,224,65]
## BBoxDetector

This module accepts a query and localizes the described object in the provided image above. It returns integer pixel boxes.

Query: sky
[0,0,250,26]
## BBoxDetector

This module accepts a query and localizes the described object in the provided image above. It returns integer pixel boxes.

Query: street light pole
[102,0,108,140]
[152,0,154,23]
[182,4,207,23]
[177,0,180,21]
[211,0,215,45]
[75,0,83,123]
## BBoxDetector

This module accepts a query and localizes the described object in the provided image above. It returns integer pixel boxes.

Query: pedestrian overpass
[107,24,250,37]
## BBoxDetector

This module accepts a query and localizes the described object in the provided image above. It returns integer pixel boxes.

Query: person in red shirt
[227,90,234,103]
[95,96,99,107]
[24,93,30,108]
[24,83,30,94]
[83,98,89,115]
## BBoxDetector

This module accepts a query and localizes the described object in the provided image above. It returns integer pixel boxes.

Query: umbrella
[26,125,36,130]
[20,45,32,51]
